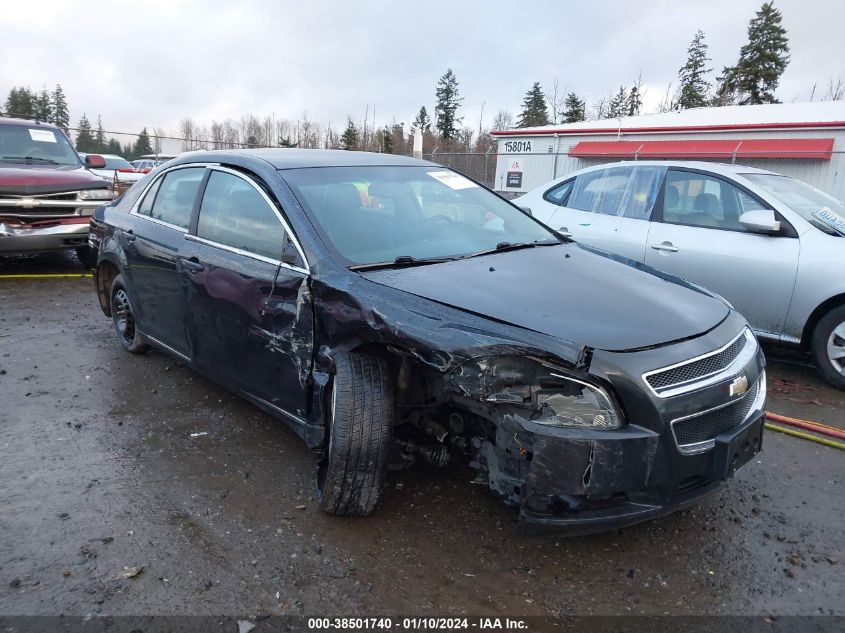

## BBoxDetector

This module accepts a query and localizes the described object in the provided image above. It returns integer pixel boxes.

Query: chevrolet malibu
[90,150,766,534]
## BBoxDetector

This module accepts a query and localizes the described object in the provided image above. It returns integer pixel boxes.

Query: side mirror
[518,205,532,216]
[84,154,107,169]
[739,209,780,234]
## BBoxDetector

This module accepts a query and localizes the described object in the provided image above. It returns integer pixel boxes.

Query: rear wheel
[810,305,845,390]
[317,354,393,516]
[110,274,148,355]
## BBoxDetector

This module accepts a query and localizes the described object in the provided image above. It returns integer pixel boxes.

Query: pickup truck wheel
[110,275,148,355]
[317,354,393,517]
[75,246,97,269]
[811,305,845,390]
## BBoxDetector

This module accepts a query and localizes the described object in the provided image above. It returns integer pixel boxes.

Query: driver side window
[661,170,765,231]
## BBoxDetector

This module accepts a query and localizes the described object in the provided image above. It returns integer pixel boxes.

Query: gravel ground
[0,252,842,618]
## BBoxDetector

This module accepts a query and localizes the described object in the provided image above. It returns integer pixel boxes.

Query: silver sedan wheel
[827,321,845,375]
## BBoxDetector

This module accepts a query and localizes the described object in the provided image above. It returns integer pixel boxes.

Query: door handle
[650,241,679,253]
[179,256,205,273]
[558,226,573,238]
[124,229,135,243]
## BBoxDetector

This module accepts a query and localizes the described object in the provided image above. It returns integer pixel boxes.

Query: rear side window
[543,179,574,205]
[147,167,205,229]
[197,170,286,260]
[137,177,162,216]
[568,166,663,219]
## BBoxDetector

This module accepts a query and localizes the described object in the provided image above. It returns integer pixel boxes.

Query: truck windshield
[744,173,845,237]
[0,124,81,167]
[283,165,560,265]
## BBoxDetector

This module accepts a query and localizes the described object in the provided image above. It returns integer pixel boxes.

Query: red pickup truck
[0,117,114,267]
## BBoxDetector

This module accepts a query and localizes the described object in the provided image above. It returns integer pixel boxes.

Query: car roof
[0,116,60,129]
[569,160,779,177]
[172,148,437,170]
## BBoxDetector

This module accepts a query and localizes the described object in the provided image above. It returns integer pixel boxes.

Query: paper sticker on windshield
[428,170,478,190]
[29,129,57,143]
[812,207,845,236]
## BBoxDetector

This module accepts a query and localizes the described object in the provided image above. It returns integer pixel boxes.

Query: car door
[542,164,663,262]
[644,168,800,338]
[179,167,312,419]
[124,166,206,357]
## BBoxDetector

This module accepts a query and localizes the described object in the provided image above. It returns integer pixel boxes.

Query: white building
[490,101,845,199]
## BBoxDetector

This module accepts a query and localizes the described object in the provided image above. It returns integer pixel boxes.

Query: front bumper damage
[464,318,766,536]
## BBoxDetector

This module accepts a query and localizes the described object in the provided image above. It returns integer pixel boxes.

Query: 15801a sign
[502,140,532,153]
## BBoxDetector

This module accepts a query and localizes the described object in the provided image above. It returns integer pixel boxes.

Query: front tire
[810,305,845,390]
[317,354,393,517]
[110,274,148,355]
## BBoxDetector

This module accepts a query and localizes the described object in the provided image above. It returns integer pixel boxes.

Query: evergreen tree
[412,106,431,134]
[434,69,463,141]
[380,126,393,153]
[95,116,107,153]
[516,82,550,128]
[718,1,790,104]
[122,141,135,160]
[51,84,69,132]
[5,87,35,118]
[75,114,94,152]
[677,30,712,109]
[626,80,643,116]
[562,93,586,123]
[607,86,628,118]
[134,128,153,156]
[340,117,359,150]
[34,88,53,121]
[106,138,122,155]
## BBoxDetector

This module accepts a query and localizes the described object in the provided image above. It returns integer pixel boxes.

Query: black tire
[810,305,845,390]
[110,274,149,355]
[76,246,97,269]
[317,354,393,517]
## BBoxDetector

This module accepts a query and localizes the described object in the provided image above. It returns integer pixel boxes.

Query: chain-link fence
[424,150,845,202]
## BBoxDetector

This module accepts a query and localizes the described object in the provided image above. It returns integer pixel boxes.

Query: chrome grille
[643,328,756,397]
[0,191,85,218]
[672,379,761,453]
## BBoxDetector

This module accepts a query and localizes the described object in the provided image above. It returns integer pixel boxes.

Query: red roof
[568,138,834,160]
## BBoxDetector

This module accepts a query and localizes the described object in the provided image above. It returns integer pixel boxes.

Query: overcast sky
[2,0,844,135]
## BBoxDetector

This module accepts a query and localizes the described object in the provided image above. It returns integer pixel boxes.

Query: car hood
[361,243,730,352]
[0,164,108,195]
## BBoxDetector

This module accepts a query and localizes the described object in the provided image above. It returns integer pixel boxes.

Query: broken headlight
[471,356,622,430]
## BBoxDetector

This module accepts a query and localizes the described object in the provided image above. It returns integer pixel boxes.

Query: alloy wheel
[827,321,845,375]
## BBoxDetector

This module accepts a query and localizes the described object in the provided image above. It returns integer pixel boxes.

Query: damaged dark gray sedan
[90,149,766,534]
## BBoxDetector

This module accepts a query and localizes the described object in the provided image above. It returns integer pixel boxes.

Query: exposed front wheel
[110,274,149,355]
[317,354,393,517]
[810,305,845,390]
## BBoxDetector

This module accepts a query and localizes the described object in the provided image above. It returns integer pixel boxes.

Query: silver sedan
[517,160,845,389]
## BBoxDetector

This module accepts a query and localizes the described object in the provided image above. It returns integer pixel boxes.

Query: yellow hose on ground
[764,423,845,450]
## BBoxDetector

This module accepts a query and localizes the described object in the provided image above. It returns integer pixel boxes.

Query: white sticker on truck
[427,170,478,190]
[28,129,57,143]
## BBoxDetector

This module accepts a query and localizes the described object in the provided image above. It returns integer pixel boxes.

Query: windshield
[283,166,559,265]
[0,123,81,166]
[103,156,133,170]
[744,173,845,237]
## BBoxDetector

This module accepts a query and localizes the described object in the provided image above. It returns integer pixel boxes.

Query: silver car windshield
[744,173,845,237]
[283,166,559,265]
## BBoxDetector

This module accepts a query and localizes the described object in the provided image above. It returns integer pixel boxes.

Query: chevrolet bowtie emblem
[729,375,749,397]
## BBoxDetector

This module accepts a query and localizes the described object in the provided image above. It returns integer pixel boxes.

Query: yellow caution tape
[0,273,93,279]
